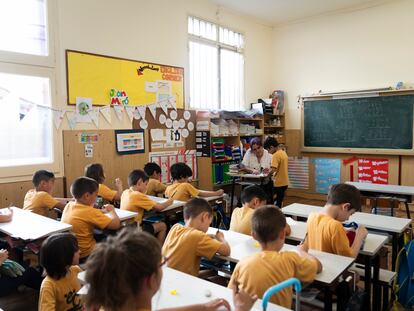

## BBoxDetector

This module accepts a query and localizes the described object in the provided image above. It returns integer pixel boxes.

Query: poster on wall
[358,158,388,184]
[114,129,145,154]
[288,157,309,190]
[314,158,341,194]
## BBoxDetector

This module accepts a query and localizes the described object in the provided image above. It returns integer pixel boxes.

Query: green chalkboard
[303,95,414,150]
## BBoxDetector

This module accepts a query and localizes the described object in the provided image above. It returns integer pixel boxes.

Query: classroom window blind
[188,16,244,111]
[0,0,48,56]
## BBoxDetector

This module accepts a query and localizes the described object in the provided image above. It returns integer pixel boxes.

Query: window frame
[187,15,245,110]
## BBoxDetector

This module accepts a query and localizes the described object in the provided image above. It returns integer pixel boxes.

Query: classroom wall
[271,0,414,129]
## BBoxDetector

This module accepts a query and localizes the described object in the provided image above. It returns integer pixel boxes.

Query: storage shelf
[240,133,263,137]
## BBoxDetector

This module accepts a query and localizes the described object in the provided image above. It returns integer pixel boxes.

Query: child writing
[165,163,223,201]
[120,169,172,243]
[23,170,66,216]
[144,162,167,197]
[84,163,123,203]
[162,198,230,277]
[61,177,121,260]
[304,183,368,258]
[84,229,257,311]
[39,233,82,311]
[228,206,322,308]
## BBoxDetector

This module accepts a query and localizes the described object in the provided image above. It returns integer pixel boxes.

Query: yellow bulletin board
[66,50,184,107]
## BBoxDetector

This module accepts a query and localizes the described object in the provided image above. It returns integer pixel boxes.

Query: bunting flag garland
[137,105,147,119]
[88,108,100,128]
[113,104,124,121]
[19,97,35,120]
[125,106,135,122]
[67,112,78,129]
[160,101,169,115]
[148,103,157,120]
[100,106,112,124]
[52,109,66,129]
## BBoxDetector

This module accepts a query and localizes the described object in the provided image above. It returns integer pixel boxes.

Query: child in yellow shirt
[23,170,67,217]
[84,163,123,203]
[228,206,322,308]
[165,163,223,201]
[162,198,230,276]
[120,169,173,243]
[84,229,256,311]
[305,183,368,258]
[39,232,82,311]
[144,162,167,197]
[61,177,121,259]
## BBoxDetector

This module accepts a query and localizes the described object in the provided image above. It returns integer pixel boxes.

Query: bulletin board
[66,50,184,107]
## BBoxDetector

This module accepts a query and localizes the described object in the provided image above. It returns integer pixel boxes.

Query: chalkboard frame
[301,90,414,155]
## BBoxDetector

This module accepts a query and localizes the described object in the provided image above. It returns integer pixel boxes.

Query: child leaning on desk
[61,177,121,260]
[228,206,322,309]
[85,163,123,203]
[165,163,223,202]
[120,169,173,243]
[23,170,67,217]
[144,162,167,197]
[84,229,257,311]
[304,183,368,258]
[162,198,230,277]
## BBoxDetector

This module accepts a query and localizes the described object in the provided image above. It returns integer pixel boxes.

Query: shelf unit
[264,113,285,144]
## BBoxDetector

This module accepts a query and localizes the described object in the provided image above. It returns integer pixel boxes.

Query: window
[188,16,244,111]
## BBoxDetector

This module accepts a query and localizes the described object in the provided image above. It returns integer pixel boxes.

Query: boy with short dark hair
[228,206,321,308]
[305,183,368,258]
[165,162,223,202]
[61,177,121,259]
[162,198,230,276]
[120,169,172,243]
[24,170,66,216]
[143,162,167,197]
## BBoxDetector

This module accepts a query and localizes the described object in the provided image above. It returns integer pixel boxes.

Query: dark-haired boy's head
[70,177,99,200]
[40,232,79,280]
[183,198,213,232]
[241,185,267,209]
[144,162,162,178]
[128,169,149,187]
[252,206,286,246]
[84,163,105,184]
[327,183,361,221]
[264,137,279,154]
[170,163,193,181]
[32,170,55,192]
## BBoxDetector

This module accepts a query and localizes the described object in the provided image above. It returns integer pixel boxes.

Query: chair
[262,278,302,311]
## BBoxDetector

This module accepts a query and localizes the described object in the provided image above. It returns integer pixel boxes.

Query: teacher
[240,137,272,174]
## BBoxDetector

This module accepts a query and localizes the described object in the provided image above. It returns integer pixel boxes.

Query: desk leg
[324,287,332,311]
[372,255,380,311]
[391,233,398,271]
[230,177,236,213]
[364,255,372,311]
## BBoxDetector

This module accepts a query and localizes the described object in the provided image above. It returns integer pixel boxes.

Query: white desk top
[205,195,224,202]
[227,172,270,179]
[207,227,251,247]
[0,207,72,240]
[148,195,186,212]
[283,203,411,234]
[78,267,288,311]
[112,208,137,222]
[346,181,414,196]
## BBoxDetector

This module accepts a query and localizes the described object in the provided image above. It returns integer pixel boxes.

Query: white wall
[272,0,414,129]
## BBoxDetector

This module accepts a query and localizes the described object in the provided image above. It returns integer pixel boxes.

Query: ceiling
[210,0,389,26]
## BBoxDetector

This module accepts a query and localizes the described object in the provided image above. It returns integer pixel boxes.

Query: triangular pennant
[52,109,65,130]
[125,106,135,122]
[168,95,177,110]
[148,103,157,120]
[100,106,112,124]
[137,105,146,120]
[19,97,35,120]
[0,87,10,100]
[113,104,124,121]
[67,113,78,129]
[160,101,169,115]
[37,105,50,121]
[88,108,100,128]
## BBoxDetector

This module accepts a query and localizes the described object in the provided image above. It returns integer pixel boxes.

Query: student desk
[282,203,411,270]
[78,267,288,311]
[0,207,72,241]
[112,208,137,225]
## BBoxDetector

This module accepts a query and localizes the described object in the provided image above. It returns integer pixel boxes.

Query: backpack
[393,239,414,308]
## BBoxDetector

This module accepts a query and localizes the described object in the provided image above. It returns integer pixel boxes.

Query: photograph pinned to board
[183,110,191,120]
[170,110,178,120]
[114,129,145,154]
[172,120,180,130]
[139,119,148,129]
[179,119,185,128]
[159,114,166,124]
[165,118,173,128]
[76,97,93,123]
[182,129,189,138]
[187,121,194,131]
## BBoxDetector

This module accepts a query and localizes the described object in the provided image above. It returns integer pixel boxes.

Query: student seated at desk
[162,198,230,277]
[61,177,121,260]
[304,183,368,258]
[121,169,172,243]
[228,206,322,308]
[23,170,66,217]
[85,163,123,203]
[39,233,82,311]
[144,162,167,197]
[230,186,291,236]
[84,229,256,311]
[165,162,223,201]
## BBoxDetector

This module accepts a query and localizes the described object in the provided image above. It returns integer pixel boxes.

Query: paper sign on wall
[314,158,341,194]
[85,144,93,158]
[76,97,92,123]
[358,158,388,184]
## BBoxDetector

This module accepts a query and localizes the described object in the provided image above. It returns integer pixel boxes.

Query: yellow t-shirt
[271,150,289,187]
[165,182,200,202]
[229,206,254,235]
[228,251,318,308]
[162,224,222,276]
[306,212,353,257]
[98,184,117,201]
[120,188,156,224]
[61,202,112,258]
[38,265,82,311]
[146,178,167,196]
[23,190,59,217]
